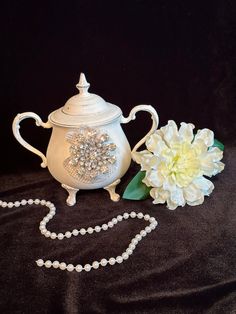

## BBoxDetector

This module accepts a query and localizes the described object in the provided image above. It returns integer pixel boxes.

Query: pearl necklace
[0,198,158,273]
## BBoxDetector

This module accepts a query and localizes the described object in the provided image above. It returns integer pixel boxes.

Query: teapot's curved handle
[12,112,52,168]
[121,105,159,158]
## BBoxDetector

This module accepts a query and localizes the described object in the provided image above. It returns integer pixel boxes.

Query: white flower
[132,120,225,209]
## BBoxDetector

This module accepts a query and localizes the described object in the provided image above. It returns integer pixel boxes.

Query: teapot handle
[121,105,159,158]
[12,112,52,168]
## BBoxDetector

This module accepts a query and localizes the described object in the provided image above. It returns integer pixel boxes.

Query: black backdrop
[2,0,236,173]
[1,1,236,314]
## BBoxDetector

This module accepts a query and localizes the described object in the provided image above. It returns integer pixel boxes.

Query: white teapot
[13,73,159,206]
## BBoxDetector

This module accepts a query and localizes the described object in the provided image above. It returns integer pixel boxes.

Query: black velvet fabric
[1,1,236,313]
[0,148,236,313]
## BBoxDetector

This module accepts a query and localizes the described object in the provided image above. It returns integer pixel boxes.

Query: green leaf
[212,138,224,151]
[122,171,151,200]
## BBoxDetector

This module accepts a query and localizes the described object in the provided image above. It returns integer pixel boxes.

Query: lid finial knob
[76,73,90,95]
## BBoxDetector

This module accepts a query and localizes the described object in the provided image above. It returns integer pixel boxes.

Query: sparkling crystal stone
[108,143,116,151]
[100,134,109,142]
[64,127,117,181]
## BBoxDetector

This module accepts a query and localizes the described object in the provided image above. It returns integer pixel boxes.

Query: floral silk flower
[132,120,225,210]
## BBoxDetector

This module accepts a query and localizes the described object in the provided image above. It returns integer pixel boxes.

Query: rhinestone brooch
[64,127,117,182]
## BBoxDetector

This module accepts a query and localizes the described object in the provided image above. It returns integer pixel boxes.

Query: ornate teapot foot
[104,179,121,202]
[62,184,79,206]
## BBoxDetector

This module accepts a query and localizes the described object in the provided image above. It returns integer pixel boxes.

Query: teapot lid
[49,73,122,127]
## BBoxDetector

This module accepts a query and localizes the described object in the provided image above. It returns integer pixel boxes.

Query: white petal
[169,187,185,207]
[166,197,179,210]
[146,134,168,156]
[179,122,195,143]
[131,150,149,164]
[156,129,164,138]
[160,120,180,147]
[195,129,214,147]
[214,161,225,174]
[207,147,224,161]
[162,176,176,191]
[143,170,164,187]
[183,183,204,203]
[200,148,224,177]
[192,139,208,155]
[162,176,185,208]
[150,188,169,204]
[187,195,204,206]
[192,177,214,196]
[132,150,157,171]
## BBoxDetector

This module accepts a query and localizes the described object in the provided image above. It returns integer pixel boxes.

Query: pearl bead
[72,229,79,236]
[40,200,46,205]
[131,238,138,245]
[130,211,136,218]
[75,265,83,272]
[67,264,74,272]
[84,264,92,272]
[47,213,54,219]
[112,218,118,224]
[80,228,86,235]
[59,262,67,270]
[117,215,123,221]
[122,252,129,260]
[65,231,72,238]
[144,214,150,221]
[43,217,49,223]
[14,201,21,207]
[145,226,152,233]
[150,224,156,230]
[149,217,155,222]
[45,231,51,238]
[45,260,52,268]
[1,202,7,208]
[7,202,13,208]
[137,213,143,219]
[140,230,147,237]
[58,233,64,240]
[28,199,34,205]
[52,261,60,268]
[100,258,108,266]
[123,213,129,219]
[135,234,142,241]
[116,256,123,263]
[92,261,99,269]
[95,226,101,232]
[21,199,27,205]
[34,199,40,204]
[129,244,136,251]
[102,224,108,230]
[46,201,51,206]
[36,259,44,267]
[108,221,113,228]
[109,258,116,265]
[87,227,94,234]
[126,248,133,255]
[41,229,47,235]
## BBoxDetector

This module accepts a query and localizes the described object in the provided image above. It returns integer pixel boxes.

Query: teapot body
[46,118,131,190]
[12,73,159,206]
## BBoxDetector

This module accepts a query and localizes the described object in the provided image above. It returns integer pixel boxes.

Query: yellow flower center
[161,142,201,187]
